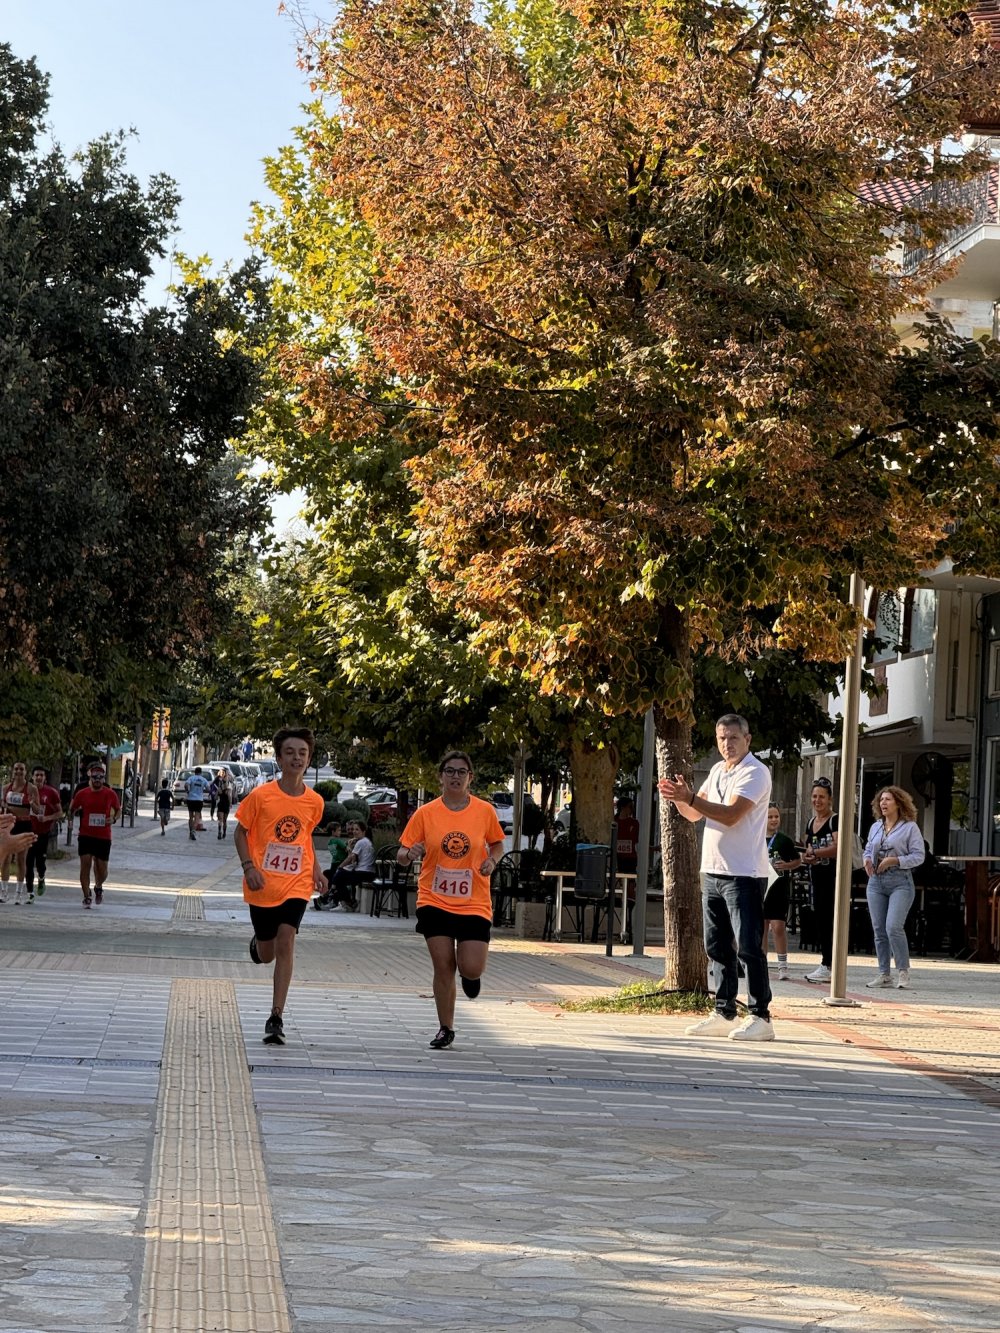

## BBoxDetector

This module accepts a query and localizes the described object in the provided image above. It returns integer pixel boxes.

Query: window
[902,588,936,654]
[989,641,1000,700]
[870,591,902,663]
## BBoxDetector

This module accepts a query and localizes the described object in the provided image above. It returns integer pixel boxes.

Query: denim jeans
[702,873,772,1019]
[866,871,915,973]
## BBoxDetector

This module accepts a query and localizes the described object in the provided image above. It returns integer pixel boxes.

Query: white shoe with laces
[776,964,790,982]
[866,973,892,988]
[729,1016,775,1042]
[804,964,831,983]
[684,1012,737,1037]
[896,969,911,989]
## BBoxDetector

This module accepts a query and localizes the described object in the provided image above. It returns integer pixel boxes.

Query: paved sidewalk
[0,813,997,1330]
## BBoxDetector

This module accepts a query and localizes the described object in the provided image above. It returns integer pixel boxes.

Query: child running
[234,727,326,1045]
[398,750,505,1049]
[155,779,174,835]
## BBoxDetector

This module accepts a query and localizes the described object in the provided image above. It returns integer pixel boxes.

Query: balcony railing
[901,168,999,271]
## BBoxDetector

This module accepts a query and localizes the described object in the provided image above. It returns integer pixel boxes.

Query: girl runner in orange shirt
[398,750,505,1049]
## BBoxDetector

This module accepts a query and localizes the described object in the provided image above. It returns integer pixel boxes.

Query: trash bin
[574,843,610,900]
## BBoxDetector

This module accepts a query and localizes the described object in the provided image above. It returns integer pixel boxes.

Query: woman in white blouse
[862,786,925,990]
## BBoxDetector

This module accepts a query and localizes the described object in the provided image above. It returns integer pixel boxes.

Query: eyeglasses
[442,767,470,777]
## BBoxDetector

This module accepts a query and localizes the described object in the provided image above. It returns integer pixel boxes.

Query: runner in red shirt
[69,764,121,907]
[27,766,62,899]
[2,762,40,905]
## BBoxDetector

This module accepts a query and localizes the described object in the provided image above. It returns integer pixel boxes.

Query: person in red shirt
[235,727,327,1046]
[2,762,40,905]
[27,766,62,899]
[69,764,121,907]
[398,750,505,1050]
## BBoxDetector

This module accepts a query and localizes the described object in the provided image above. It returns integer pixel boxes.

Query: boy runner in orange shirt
[234,727,326,1045]
[398,750,505,1049]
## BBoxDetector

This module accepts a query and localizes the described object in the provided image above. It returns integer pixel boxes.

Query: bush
[342,797,371,824]
[314,780,342,802]
[321,801,349,831]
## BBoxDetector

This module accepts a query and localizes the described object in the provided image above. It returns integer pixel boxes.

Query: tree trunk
[567,737,619,846]
[655,706,706,991]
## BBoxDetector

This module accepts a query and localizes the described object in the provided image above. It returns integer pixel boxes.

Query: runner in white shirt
[659,713,775,1042]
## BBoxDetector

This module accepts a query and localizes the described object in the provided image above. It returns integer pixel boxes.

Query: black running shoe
[263,1011,285,1045]
[94,887,103,905]
[429,1026,455,1049]
[249,935,262,964]
[460,975,481,1000]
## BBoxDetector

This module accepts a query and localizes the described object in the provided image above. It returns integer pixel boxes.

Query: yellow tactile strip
[171,891,206,922]
[139,979,291,1333]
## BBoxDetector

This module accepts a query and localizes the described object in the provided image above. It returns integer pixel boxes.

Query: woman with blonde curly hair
[862,785,924,990]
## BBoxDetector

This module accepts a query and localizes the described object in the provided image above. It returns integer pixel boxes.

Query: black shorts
[249,897,309,941]
[415,905,492,943]
[186,801,203,814]
[762,879,791,920]
[11,819,33,837]
[217,796,231,814]
[78,836,112,861]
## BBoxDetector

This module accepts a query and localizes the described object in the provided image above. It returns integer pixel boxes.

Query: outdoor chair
[369,845,412,919]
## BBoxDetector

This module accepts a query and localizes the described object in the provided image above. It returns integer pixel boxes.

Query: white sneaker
[804,965,831,983]
[0,884,7,905]
[896,969,911,989]
[729,1015,775,1042]
[866,973,892,988]
[776,964,790,982]
[684,1012,737,1037]
[13,884,23,906]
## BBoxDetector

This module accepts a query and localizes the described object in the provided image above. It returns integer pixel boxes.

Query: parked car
[491,791,515,833]
[242,761,264,788]
[350,787,399,824]
[255,759,279,782]
[207,761,245,801]
[170,768,195,799]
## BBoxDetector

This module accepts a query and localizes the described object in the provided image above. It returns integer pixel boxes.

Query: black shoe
[429,1026,455,1049]
[249,935,262,964]
[94,887,103,905]
[263,1011,285,1045]
[460,975,481,999]
[189,832,196,841]
[348,898,358,912]
[312,897,322,911]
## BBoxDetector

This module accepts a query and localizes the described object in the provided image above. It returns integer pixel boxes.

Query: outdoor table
[540,869,635,943]
[938,856,1000,963]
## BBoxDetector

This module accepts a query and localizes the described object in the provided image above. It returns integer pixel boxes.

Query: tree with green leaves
[298,0,1000,987]
[0,45,272,761]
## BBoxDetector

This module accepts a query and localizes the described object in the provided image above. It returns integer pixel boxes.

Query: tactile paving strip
[171,891,206,922]
[138,979,291,1332]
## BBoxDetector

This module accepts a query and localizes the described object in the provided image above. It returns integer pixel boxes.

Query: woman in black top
[802,777,838,983]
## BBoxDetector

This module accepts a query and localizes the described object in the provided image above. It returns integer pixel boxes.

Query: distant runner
[214,768,233,840]
[398,750,505,1050]
[2,762,41,904]
[235,727,326,1046]
[69,764,121,907]
[155,779,174,835]
[27,766,62,898]
[183,767,212,841]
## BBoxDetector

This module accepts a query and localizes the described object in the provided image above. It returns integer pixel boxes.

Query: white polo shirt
[698,752,772,878]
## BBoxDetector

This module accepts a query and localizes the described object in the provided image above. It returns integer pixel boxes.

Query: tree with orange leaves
[299,0,1000,987]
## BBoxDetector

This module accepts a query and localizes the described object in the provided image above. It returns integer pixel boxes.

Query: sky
[5,1,319,287]
[5,1,324,526]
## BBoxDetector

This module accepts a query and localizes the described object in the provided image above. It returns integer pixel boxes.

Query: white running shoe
[896,969,911,989]
[729,1015,775,1042]
[866,973,892,988]
[0,884,7,905]
[13,883,23,906]
[804,964,832,983]
[684,1012,738,1037]
[776,964,790,982]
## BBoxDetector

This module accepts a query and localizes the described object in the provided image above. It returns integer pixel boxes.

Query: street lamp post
[825,571,865,1008]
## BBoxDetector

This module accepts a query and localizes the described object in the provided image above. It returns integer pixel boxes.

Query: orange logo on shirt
[441,831,471,860]
[274,816,303,843]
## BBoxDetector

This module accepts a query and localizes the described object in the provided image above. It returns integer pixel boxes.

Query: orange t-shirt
[235,782,325,907]
[401,796,505,920]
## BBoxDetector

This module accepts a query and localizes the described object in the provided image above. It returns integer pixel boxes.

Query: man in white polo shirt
[659,712,775,1041]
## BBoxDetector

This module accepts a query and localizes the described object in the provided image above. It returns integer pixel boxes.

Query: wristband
[241,859,254,871]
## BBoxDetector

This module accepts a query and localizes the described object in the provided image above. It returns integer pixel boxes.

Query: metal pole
[632,707,656,956]
[606,820,618,957]
[825,571,865,1008]
[511,742,525,850]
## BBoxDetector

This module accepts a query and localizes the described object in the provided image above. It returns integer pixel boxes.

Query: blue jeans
[702,874,772,1019]
[866,871,915,973]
